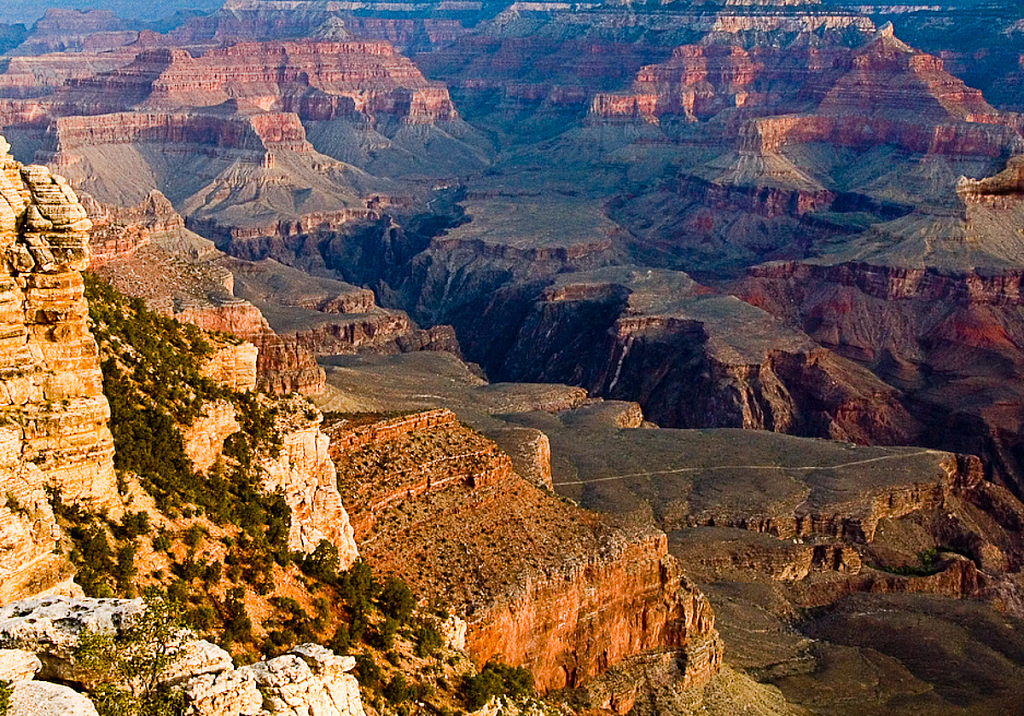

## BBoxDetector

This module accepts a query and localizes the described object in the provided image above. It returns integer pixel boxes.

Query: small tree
[378,576,415,624]
[73,590,189,716]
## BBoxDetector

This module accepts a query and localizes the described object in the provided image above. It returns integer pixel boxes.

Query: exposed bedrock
[326,410,723,694]
[0,134,120,601]
[454,267,917,445]
[589,25,1023,158]
[466,529,723,694]
[736,257,1024,503]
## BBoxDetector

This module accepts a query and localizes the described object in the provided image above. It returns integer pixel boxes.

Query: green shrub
[355,653,381,690]
[298,540,340,583]
[339,560,377,612]
[116,511,151,540]
[414,622,443,658]
[350,607,369,643]
[369,617,399,650]
[329,623,351,653]
[221,587,253,648]
[85,275,294,595]
[383,674,410,704]
[461,661,534,709]
[182,525,205,549]
[151,531,171,553]
[115,545,137,596]
[0,679,11,716]
[378,576,415,624]
[73,590,189,716]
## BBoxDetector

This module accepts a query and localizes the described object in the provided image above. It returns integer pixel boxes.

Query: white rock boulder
[0,649,41,681]
[8,681,99,716]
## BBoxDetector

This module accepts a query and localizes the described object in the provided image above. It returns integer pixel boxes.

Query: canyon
[2,0,1024,715]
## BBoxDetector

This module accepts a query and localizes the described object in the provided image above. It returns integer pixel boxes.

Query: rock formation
[262,397,358,561]
[9,680,100,716]
[15,9,139,56]
[0,135,116,602]
[327,409,724,694]
[0,596,367,716]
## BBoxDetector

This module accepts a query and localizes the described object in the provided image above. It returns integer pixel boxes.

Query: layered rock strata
[329,409,513,541]
[592,25,1022,158]
[328,411,724,694]
[484,267,918,444]
[466,528,723,693]
[0,136,116,600]
[262,398,358,561]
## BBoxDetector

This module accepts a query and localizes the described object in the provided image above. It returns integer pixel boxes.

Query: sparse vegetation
[874,547,946,577]
[68,275,526,715]
[0,679,11,716]
[73,590,189,716]
[461,661,534,710]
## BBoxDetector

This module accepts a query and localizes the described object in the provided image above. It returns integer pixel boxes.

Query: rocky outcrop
[0,649,41,681]
[9,680,100,716]
[179,393,357,563]
[262,399,358,565]
[183,668,263,716]
[12,37,457,134]
[487,427,553,490]
[0,136,116,599]
[38,112,313,170]
[0,596,367,716]
[0,596,230,683]
[245,644,365,716]
[466,529,723,693]
[329,410,513,541]
[250,334,326,396]
[85,190,217,265]
[483,268,918,444]
[15,9,138,56]
[589,25,1022,159]
[199,341,259,394]
[181,400,241,475]
[325,408,458,452]
[0,151,116,505]
[147,41,456,124]
[736,250,1024,502]
[591,44,761,124]
[333,411,724,696]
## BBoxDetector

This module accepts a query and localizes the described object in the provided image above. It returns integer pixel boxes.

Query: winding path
[551,449,943,487]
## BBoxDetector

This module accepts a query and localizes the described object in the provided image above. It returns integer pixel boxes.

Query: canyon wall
[0,137,116,600]
[466,529,723,693]
[329,410,724,695]
[262,400,358,563]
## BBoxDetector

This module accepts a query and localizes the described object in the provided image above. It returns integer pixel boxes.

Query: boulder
[8,681,98,716]
[182,668,263,716]
[0,650,41,681]
[0,597,231,684]
[242,645,366,716]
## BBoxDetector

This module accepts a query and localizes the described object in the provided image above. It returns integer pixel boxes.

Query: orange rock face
[0,135,118,600]
[465,530,723,693]
[327,410,723,695]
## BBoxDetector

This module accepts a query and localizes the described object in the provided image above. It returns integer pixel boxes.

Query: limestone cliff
[0,136,116,601]
[465,529,723,693]
[261,398,358,563]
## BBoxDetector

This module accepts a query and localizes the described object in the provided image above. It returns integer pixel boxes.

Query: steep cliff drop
[324,408,733,706]
[0,136,117,603]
